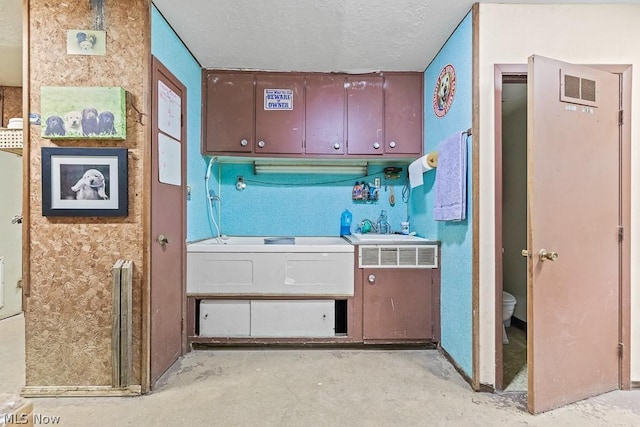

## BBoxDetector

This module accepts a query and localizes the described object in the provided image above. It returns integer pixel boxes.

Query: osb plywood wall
[1,86,22,127]
[26,0,149,387]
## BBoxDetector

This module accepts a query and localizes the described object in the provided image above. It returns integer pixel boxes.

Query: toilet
[502,291,517,344]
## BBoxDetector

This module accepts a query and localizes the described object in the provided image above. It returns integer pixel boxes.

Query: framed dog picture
[41,147,128,217]
[41,86,126,140]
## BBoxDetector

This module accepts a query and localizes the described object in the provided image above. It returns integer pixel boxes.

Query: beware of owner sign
[264,89,293,110]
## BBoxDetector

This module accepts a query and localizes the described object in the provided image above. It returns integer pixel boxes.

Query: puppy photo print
[66,30,106,56]
[41,147,128,217]
[41,86,126,139]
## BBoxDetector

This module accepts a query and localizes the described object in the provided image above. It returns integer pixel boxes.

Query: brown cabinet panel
[203,72,254,153]
[255,74,304,154]
[305,75,346,155]
[362,268,433,340]
[346,76,384,155]
[384,73,423,155]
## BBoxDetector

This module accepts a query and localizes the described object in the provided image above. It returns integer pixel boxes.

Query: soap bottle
[340,209,352,236]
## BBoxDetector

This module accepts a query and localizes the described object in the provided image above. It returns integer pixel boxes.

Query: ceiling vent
[560,69,598,107]
[359,245,438,268]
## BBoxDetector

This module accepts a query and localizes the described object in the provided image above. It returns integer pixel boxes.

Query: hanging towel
[433,131,467,221]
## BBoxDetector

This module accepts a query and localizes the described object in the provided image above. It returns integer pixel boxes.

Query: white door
[0,151,23,319]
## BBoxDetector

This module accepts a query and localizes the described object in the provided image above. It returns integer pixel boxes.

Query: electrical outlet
[374,178,381,189]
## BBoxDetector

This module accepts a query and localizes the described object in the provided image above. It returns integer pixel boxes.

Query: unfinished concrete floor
[2,313,640,426]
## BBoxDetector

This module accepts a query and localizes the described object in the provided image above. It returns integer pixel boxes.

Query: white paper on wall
[158,133,181,186]
[158,80,181,140]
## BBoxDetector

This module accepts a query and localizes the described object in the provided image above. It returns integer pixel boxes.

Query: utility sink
[343,233,433,245]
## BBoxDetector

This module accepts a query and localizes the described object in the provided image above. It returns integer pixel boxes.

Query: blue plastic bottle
[340,209,352,236]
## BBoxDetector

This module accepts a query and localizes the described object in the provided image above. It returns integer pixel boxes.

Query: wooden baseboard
[632,381,640,390]
[21,385,141,398]
[510,316,527,331]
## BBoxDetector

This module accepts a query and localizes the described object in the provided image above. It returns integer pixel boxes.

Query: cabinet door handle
[388,141,396,148]
[257,140,266,148]
[373,142,380,150]
[240,139,248,146]
[333,142,341,150]
[368,274,376,284]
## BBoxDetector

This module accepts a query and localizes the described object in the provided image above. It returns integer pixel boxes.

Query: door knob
[157,234,169,246]
[521,249,530,257]
[368,274,376,284]
[538,248,558,261]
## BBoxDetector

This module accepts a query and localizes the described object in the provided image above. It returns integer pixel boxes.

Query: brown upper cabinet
[203,72,254,153]
[305,74,346,155]
[346,75,384,155]
[384,73,423,155]
[202,70,423,158]
[255,74,305,155]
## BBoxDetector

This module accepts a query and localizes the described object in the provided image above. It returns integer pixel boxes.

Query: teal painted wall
[151,6,211,242]
[216,163,410,237]
[410,12,473,376]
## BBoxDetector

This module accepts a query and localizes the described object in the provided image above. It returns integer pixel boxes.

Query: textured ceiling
[2,1,640,86]
[153,0,462,73]
[152,0,640,73]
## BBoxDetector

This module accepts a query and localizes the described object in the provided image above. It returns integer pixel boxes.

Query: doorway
[493,60,632,411]
[0,148,22,320]
[500,78,528,392]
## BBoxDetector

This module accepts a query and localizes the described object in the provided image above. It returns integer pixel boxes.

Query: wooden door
[346,75,383,155]
[362,268,432,341]
[384,73,423,155]
[203,72,254,153]
[255,74,304,154]
[150,57,187,387]
[305,74,346,155]
[527,55,620,413]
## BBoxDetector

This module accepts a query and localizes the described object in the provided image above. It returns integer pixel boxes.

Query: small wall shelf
[0,129,23,156]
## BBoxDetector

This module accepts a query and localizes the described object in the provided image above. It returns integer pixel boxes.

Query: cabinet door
[203,72,254,153]
[250,300,335,337]
[362,268,432,340]
[305,75,346,155]
[384,73,423,155]
[199,300,251,337]
[255,74,304,154]
[346,76,384,155]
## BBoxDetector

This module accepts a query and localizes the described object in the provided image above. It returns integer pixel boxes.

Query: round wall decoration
[433,64,456,118]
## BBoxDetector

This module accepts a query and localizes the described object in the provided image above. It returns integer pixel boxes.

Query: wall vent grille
[560,69,598,107]
[358,245,438,268]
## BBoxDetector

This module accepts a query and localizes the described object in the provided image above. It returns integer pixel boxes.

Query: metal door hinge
[618,342,624,357]
[618,226,624,242]
[619,110,624,125]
